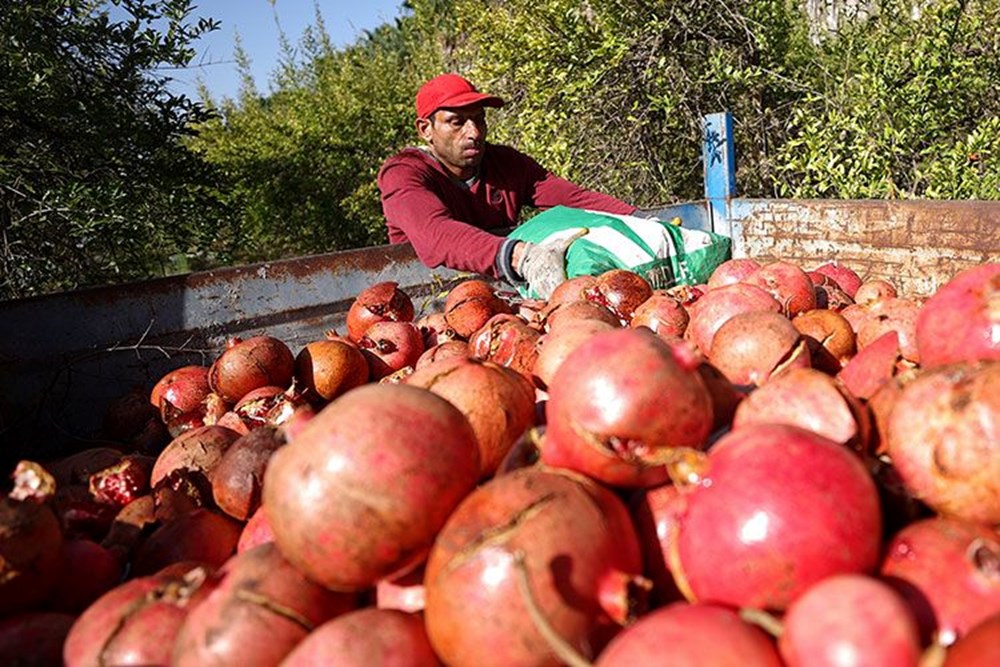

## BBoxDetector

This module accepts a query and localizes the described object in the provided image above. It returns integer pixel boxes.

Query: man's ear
[415,117,432,143]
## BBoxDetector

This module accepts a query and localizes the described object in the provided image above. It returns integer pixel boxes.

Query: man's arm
[379,160,507,276]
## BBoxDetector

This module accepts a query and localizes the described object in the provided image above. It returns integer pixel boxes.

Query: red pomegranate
[629,293,690,338]
[208,336,295,404]
[263,384,480,591]
[669,423,882,611]
[886,361,1000,525]
[837,330,904,400]
[424,468,647,667]
[544,328,714,487]
[415,340,469,369]
[211,426,286,520]
[811,274,856,312]
[709,310,811,387]
[792,308,856,373]
[732,367,871,454]
[813,260,863,297]
[916,263,1000,368]
[542,299,621,333]
[357,320,425,381]
[684,283,782,354]
[282,608,440,667]
[467,313,541,379]
[779,574,922,667]
[150,365,212,423]
[943,612,1000,666]
[63,566,215,667]
[858,297,922,363]
[881,517,1000,643]
[237,505,274,553]
[584,269,653,324]
[172,543,357,666]
[0,498,64,615]
[706,258,762,290]
[444,280,511,339]
[294,339,369,403]
[629,483,686,607]
[0,612,75,667]
[415,311,457,347]
[855,278,898,305]
[47,538,123,613]
[596,602,782,666]
[548,275,598,305]
[406,356,536,478]
[131,508,242,576]
[346,281,415,342]
[150,424,240,490]
[533,319,618,390]
[744,260,817,317]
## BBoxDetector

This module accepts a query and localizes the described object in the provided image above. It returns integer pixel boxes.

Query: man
[378,73,637,299]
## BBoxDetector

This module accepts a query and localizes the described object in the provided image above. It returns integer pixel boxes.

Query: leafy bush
[0,0,230,299]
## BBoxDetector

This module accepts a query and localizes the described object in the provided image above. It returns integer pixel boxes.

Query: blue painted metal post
[702,112,737,237]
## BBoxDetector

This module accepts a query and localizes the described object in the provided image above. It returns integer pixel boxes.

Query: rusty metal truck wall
[0,243,465,461]
[732,200,1000,298]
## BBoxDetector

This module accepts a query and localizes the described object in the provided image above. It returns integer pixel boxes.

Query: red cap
[415,73,504,119]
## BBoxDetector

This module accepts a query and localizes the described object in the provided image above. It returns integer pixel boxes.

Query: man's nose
[462,119,483,139]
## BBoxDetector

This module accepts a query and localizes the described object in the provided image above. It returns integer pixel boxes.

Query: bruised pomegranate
[444,280,511,339]
[858,297,921,363]
[263,384,480,591]
[584,269,653,324]
[881,517,1000,643]
[778,574,921,667]
[468,313,540,379]
[151,365,212,428]
[669,424,882,611]
[684,283,781,354]
[544,328,713,487]
[406,356,535,477]
[416,311,457,347]
[596,602,782,666]
[172,543,357,666]
[346,281,415,342]
[150,424,240,490]
[424,468,647,667]
[415,340,469,369]
[916,263,1000,368]
[358,320,425,381]
[208,336,295,404]
[792,308,856,373]
[282,608,439,667]
[542,299,621,333]
[548,275,598,305]
[89,455,151,508]
[709,310,811,387]
[744,260,817,317]
[232,385,303,430]
[837,330,904,400]
[132,508,241,576]
[211,426,285,520]
[811,275,856,312]
[886,361,1000,524]
[706,258,762,290]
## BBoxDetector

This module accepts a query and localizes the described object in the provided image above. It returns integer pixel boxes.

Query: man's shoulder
[380,147,433,173]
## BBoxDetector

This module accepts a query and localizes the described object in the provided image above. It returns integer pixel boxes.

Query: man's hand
[516,229,588,300]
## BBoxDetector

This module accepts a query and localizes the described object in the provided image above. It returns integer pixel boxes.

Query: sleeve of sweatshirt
[378,158,505,277]
[518,151,637,215]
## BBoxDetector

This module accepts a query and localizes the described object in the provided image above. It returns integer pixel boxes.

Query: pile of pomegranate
[1,259,998,666]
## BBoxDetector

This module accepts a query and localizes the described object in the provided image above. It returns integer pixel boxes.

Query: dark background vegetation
[2,0,998,299]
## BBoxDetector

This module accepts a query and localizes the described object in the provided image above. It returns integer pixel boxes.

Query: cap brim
[436,91,505,112]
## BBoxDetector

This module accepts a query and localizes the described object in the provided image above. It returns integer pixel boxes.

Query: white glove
[517,229,588,300]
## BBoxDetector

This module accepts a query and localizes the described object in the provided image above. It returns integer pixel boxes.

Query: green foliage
[0,0,230,299]
[774,0,1000,198]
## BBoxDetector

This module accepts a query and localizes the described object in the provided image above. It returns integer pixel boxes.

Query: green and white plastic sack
[507,205,732,298]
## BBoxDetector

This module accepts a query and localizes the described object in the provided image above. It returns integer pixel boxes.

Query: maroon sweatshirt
[377,145,636,277]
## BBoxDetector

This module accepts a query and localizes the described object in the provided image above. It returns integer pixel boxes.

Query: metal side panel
[0,243,467,460]
[727,199,1000,297]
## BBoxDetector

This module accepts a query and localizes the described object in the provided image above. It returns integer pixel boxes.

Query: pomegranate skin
[237,505,274,553]
[779,574,922,667]
[595,602,782,667]
[358,320,425,381]
[709,310,812,387]
[837,330,904,400]
[707,258,762,290]
[0,612,75,667]
[855,279,898,305]
[281,608,441,667]
[424,468,645,667]
[444,280,511,339]
[916,263,1000,368]
[294,339,369,403]
[629,293,690,338]
[813,260,863,298]
[544,328,714,487]
[880,517,1000,643]
[744,260,818,317]
[346,281,415,342]
[944,612,1000,667]
[0,498,64,615]
[263,384,480,591]
[684,283,782,354]
[670,424,882,611]
[208,336,295,404]
[886,361,1000,524]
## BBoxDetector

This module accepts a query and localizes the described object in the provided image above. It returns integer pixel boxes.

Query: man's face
[416,106,488,180]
